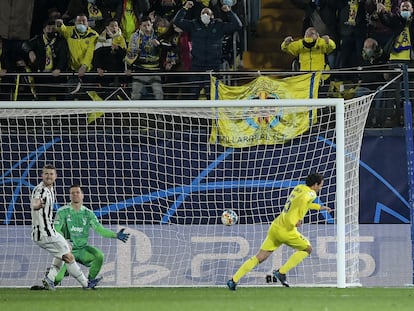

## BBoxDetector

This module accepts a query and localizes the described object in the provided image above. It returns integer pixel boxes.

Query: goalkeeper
[227,173,332,290]
[53,184,130,287]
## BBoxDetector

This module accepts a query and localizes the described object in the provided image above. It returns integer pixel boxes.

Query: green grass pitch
[0,287,413,311]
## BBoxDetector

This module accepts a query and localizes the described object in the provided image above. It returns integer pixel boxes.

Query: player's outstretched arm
[116,228,130,243]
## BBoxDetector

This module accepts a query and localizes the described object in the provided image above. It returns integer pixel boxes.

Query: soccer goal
[0,96,373,288]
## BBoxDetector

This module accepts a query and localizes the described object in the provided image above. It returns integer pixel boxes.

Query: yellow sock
[279,250,309,274]
[232,256,259,283]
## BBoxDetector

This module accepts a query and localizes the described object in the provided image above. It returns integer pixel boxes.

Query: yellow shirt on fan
[272,184,321,231]
[58,24,98,71]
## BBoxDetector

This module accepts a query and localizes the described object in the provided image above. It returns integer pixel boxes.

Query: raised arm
[173,1,195,33]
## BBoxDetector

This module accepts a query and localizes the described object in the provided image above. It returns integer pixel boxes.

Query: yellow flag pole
[13,74,20,101]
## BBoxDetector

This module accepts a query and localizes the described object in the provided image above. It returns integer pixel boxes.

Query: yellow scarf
[384,0,392,12]
[88,3,103,20]
[121,0,139,43]
[43,35,56,72]
[347,0,359,26]
[390,25,412,60]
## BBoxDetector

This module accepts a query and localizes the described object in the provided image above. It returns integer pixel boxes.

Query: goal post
[0,96,373,288]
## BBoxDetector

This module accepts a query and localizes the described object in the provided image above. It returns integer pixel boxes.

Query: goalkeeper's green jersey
[54,204,117,249]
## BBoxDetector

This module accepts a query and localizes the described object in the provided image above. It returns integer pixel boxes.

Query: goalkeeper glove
[116,228,130,243]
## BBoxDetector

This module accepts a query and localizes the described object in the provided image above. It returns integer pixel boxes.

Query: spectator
[173,0,242,99]
[93,19,127,90]
[158,23,192,98]
[95,18,126,50]
[361,37,389,66]
[365,0,401,49]
[291,0,339,69]
[281,26,336,74]
[355,37,389,127]
[377,0,414,126]
[336,0,367,69]
[56,14,99,77]
[0,39,36,100]
[125,16,164,99]
[212,0,245,69]
[378,0,414,63]
[152,15,171,36]
[22,20,69,100]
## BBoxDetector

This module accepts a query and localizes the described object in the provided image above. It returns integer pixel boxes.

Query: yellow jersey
[58,25,98,71]
[272,184,321,231]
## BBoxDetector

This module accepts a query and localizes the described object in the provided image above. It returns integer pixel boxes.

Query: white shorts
[34,234,70,259]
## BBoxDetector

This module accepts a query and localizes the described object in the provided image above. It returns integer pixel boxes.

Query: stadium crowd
[0,0,413,126]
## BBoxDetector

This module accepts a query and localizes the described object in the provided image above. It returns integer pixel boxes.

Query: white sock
[47,258,63,281]
[65,261,88,288]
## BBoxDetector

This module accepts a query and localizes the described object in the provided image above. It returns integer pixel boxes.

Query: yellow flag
[209,73,321,147]
[87,91,104,124]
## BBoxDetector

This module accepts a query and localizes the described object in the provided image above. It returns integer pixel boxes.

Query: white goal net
[0,96,373,288]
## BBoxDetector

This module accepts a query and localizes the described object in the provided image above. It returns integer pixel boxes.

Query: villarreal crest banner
[209,72,321,148]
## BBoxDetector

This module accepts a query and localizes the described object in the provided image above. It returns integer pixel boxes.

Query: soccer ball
[221,209,238,226]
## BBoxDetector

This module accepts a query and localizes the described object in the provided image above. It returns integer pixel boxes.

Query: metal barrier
[0,65,409,128]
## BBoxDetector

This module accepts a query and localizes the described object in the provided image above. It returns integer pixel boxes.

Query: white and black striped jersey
[30,182,57,241]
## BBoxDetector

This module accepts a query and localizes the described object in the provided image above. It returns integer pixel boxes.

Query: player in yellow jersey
[227,173,332,290]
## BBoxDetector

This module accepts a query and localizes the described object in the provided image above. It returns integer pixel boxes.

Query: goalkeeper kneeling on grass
[53,184,130,287]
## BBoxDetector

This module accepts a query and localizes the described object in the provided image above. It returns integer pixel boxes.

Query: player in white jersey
[31,164,101,290]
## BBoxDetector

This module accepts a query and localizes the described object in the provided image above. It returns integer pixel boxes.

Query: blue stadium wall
[0,132,409,225]
[360,133,409,224]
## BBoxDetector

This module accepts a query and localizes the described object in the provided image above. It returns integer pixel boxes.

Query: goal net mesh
[0,95,373,287]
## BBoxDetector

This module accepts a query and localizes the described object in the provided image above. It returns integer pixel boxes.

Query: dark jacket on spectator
[173,7,241,71]
[22,34,68,72]
[379,10,414,58]
[93,46,126,72]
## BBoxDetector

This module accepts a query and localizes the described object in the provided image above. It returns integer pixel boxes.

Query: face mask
[401,10,412,20]
[363,48,375,58]
[223,0,233,6]
[200,14,211,25]
[303,37,316,48]
[76,24,87,33]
